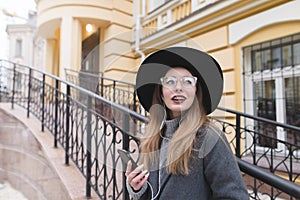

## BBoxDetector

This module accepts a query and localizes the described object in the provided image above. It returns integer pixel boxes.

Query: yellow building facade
[36,0,300,139]
[133,0,300,140]
[36,0,136,82]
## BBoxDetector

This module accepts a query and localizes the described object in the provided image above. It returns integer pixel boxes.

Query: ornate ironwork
[212,107,300,199]
[1,60,300,199]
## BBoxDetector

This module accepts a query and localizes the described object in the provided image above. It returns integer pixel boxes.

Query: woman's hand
[125,161,149,191]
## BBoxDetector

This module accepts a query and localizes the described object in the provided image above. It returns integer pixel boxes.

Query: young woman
[125,47,249,199]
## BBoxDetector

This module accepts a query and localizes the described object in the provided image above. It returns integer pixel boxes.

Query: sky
[0,0,36,59]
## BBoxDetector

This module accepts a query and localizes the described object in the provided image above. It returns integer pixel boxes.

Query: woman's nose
[175,80,183,91]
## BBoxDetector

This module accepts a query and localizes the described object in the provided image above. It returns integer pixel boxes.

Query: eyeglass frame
[160,76,198,89]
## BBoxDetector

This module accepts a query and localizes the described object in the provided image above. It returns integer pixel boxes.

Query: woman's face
[161,67,197,118]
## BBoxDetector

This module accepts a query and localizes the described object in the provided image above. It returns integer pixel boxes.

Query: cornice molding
[138,0,290,51]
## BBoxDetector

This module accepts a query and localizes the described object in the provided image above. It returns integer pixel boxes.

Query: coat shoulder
[194,122,229,158]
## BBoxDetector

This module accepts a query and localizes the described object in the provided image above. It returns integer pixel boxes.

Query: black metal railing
[212,107,300,199]
[1,60,300,200]
[0,60,144,199]
[65,68,143,116]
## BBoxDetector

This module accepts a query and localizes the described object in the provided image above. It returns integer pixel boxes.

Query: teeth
[172,96,185,100]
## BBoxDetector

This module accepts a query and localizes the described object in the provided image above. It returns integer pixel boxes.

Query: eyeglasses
[160,76,198,88]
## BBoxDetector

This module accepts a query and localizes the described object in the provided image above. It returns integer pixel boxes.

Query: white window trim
[243,50,300,156]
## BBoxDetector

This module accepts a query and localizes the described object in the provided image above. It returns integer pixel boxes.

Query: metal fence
[0,60,145,199]
[212,107,300,199]
[1,60,300,199]
[65,68,144,116]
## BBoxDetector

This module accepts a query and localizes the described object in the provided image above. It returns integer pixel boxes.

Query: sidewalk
[0,103,97,200]
[0,182,28,200]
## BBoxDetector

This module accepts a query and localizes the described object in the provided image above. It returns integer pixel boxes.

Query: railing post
[236,113,241,158]
[11,63,16,109]
[65,84,70,165]
[100,77,104,97]
[86,95,92,198]
[54,79,59,148]
[132,91,137,135]
[27,68,32,118]
[113,80,116,103]
[41,74,45,132]
[133,91,137,112]
[122,113,130,200]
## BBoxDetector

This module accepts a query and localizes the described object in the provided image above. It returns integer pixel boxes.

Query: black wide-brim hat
[135,47,223,115]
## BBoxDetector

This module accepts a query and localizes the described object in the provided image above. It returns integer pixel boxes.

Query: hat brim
[135,47,223,115]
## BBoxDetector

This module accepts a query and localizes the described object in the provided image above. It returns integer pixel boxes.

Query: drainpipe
[135,0,145,61]
[135,0,146,117]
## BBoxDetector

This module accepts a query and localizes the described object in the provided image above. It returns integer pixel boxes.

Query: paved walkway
[0,182,28,200]
[0,103,97,200]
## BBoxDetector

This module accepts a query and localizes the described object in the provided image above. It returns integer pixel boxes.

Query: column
[60,16,73,80]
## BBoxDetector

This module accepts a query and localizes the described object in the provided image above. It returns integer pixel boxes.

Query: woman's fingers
[126,164,143,182]
[129,170,149,191]
[125,163,149,191]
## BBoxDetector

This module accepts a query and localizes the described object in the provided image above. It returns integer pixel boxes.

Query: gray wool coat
[127,121,249,200]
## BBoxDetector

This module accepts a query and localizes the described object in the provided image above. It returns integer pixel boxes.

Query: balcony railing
[140,0,221,39]
[1,60,300,199]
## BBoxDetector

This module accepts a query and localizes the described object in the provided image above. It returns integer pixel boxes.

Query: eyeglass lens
[161,76,197,87]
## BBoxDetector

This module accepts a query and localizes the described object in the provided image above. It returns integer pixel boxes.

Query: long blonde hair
[140,82,208,175]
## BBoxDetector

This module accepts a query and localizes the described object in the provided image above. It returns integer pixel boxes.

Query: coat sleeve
[126,180,150,200]
[202,127,249,200]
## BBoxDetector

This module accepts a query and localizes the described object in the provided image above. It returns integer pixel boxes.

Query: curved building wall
[36,0,135,83]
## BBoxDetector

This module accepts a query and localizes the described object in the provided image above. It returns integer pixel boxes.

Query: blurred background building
[5,10,46,70]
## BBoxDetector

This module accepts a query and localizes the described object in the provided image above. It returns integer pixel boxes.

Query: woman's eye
[166,79,176,85]
[183,77,193,85]
[184,80,192,84]
[163,77,176,85]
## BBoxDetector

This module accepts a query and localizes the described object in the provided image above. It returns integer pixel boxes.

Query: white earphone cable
[146,169,161,200]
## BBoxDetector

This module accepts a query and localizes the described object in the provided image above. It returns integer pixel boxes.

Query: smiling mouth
[171,96,186,103]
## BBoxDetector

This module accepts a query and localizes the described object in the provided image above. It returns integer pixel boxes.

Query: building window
[243,32,300,147]
[15,39,22,57]
[294,42,300,65]
[285,76,300,145]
